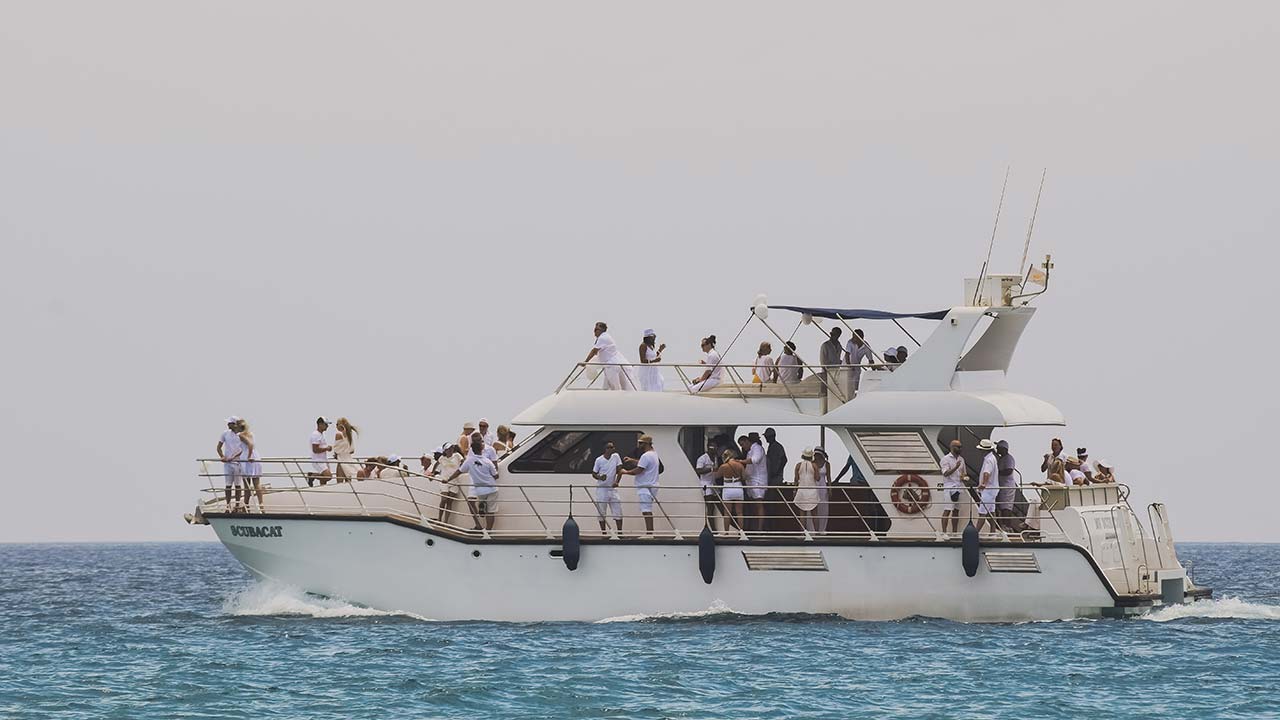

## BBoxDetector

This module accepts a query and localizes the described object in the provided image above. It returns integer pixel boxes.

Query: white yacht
[189,270,1211,622]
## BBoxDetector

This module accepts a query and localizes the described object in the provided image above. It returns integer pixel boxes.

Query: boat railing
[554,361,897,410]
[194,457,1076,544]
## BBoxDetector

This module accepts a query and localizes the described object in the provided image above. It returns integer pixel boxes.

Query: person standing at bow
[308,416,333,487]
[238,419,264,512]
[216,416,245,509]
[333,418,359,483]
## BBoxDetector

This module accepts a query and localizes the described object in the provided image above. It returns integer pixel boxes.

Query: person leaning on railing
[445,432,500,533]
[430,444,465,524]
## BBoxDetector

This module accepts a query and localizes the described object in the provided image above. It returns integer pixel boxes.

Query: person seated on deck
[753,342,776,383]
[882,347,899,370]
[714,448,746,534]
[895,345,909,365]
[776,341,803,384]
[377,455,408,480]
[1094,459,1117,484]
[1064,457,1088,486]
[1076,447,1095,482]
[357,456,389,481]
[689,335,724,393]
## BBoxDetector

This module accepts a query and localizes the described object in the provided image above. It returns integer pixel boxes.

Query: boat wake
[221,580,431,620]
[596,600,738,624]
[1142,597,1280,622]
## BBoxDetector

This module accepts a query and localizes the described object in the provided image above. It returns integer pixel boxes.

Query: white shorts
[977,488,998,516]
[941,485,965,512]
[722,482,744,502]
[636,486,658,513]
[223,462,242,488]
[700,480,716,498]
[311,461,329,474]
[594,486,622,520]
[747,479,767,500]
[473,490,499,513]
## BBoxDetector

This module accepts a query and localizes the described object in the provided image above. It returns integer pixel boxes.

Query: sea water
[1,542,1277,719]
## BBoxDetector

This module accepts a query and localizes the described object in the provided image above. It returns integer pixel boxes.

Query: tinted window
[508,430,643,473]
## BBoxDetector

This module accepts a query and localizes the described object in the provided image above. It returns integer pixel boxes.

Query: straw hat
[977,438,996,451]
[801,447,815,460]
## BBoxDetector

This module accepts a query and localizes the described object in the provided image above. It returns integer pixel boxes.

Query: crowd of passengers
[584,321,905,394]
[215,417,1119,540]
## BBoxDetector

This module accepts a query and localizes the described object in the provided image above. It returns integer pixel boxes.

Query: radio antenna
[972,166,1010,304]
[1018,168,1047,277]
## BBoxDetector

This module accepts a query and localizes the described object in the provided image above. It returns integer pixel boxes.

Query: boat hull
[209,515,1142,622]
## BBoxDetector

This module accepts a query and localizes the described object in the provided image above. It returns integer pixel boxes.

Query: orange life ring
[891,474,931,514]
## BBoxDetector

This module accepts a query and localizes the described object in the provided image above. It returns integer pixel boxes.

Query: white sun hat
[977,438,996,451]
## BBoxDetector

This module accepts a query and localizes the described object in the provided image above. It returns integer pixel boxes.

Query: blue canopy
[767,306,951,321]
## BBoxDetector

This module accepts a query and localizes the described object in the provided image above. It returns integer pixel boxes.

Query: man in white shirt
[843,329,872,398]
[976,438,1000,533]
[695,440,721,532]
[617,435,660,537]
[448,432,501,533]
[591,441,624,536]
[739,433,768,532]
[478,418,497,446]
[216,416,245,509]
[308,417,333,487]
[939,439,967,535]
[583,321,635,390]
[776,342,803,384]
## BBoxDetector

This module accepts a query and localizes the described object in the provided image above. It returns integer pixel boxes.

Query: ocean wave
[221,580,432,620]
[595,599,737,623]
[1142,596,1280,622]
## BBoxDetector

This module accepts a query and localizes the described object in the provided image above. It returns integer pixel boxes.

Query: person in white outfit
[976,438,1000,533]
[843,329,872,398]
[776,341,803,384]
[617,435,660,537]
[431,444,465,524]
[714,449,746,533]
[308,417,333,487]
[238,420,263,512]
[637,329,666,392]
[792,447,820,533]
[753,342,776,383]
[688,335,724,393]
[477,419,497,446]
[591,441,624,535]
[216,416,245,509]
[447,433,501,532]
[695,440,722,532]
[739,433,768,532]
[332,417,359,482]
[583,322,636,390]
[939,439,967,535]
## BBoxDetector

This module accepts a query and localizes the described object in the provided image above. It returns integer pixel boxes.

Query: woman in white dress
[812,447,833,534]
[333,417,359,482]
[637,329,666,392]
[238,420,264,513]
[583,321,636,390]
[792,447,820,533]
[689,335,724,393]
[753,341,776,383]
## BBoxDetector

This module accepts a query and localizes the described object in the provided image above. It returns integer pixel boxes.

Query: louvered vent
[741,549,828,571]
[984,551,1041,573]
[852,431,940,474]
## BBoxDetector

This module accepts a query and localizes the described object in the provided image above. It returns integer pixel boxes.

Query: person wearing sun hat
[1076,447,1095,482]
[1094,459,1116,484]
[975,438,1000,533]
[792,447,820,532]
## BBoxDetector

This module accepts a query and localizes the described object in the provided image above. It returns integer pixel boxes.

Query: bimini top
[767,306,951,321]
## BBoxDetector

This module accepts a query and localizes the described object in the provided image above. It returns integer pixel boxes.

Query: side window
[509,430,643,473]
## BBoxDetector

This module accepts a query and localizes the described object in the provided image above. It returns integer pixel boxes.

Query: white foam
[1142,596,1280,622]
[221,580,431,620]
[595,599,737,623]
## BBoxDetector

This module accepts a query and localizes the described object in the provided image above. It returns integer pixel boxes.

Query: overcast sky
[2,1,1277,543]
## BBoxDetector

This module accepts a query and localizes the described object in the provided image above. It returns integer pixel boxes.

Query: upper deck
[515,303,1063,428]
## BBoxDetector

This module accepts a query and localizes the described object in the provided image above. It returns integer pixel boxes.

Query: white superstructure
[190,273,1210,622]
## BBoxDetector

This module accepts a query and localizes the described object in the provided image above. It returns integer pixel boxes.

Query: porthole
[425,539,435,547]
[472,550,482,558]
